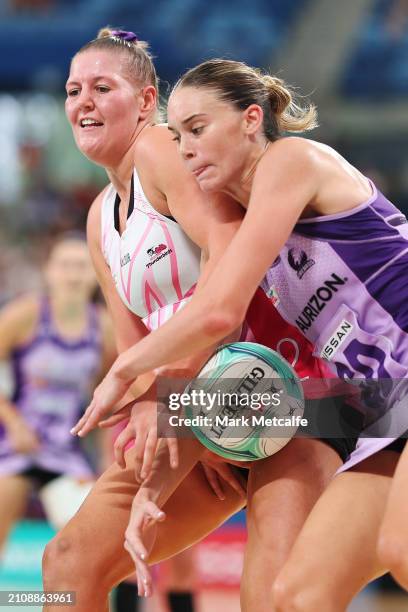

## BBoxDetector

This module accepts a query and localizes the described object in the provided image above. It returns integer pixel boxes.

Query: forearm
[119,377,157,407]
[114,297,237,386]
[136,437,205,507]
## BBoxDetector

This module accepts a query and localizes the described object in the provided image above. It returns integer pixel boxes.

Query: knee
[271,575,307,612]
[271,572,338,612]
[42,530,97,588]
[377,531,408,580]
[43,531,86,586]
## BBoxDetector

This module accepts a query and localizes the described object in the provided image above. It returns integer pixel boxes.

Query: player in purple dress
[0,234,114,549]
[82,59,408,609]
[42,30,349,612]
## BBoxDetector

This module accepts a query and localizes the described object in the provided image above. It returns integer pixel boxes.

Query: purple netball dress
[0,298,102,478]
[261,180,408,470]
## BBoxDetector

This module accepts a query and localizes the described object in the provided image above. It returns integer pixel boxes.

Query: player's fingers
[99,407,130,428]
[114,426,135,468]
[70,400,95,435]
[140,431,158,480]
[76,402,107,437]
[123,540,152,597]
[167,437,179,469]
[202,464,225,500]
[133,430,148,482]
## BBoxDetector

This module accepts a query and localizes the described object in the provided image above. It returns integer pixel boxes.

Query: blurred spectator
[386,0,408,39]
[8,0,54,15]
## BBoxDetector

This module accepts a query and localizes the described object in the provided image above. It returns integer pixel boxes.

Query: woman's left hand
[124,494,166,597]
[71,364,132,437]
[200,452,247,500]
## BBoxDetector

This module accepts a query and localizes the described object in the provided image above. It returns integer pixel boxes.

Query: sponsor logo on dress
[146,243,173,268]
[288,248,315,279]
[295,273,348,332]
[320,319,353,360]
[120,253,131,267]
[266,285,280,307]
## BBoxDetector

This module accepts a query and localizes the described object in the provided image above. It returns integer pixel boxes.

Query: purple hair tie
[111,30,138,42]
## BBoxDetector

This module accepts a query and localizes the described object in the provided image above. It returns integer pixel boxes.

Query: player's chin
[76,134,104,158]
[80,142,106,165]
[196,176,223,193]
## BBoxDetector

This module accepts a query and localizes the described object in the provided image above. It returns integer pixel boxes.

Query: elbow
[201,306,244,341]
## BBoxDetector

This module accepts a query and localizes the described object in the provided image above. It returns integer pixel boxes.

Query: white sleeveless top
[101,169,201,330]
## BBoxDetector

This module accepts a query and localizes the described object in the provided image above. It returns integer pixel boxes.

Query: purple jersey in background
[0,298,102,478]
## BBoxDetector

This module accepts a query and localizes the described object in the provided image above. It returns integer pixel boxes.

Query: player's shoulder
[1,293,40,320]
[0,293,41,344]
[268,136,317,159]
[258,137,320,185]
[88,184,111,221]
[134,123,178,166]
[87,185,111,245]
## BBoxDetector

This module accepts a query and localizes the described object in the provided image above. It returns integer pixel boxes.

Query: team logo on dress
[147,244,167,258]
[288,248,315,279]
[146,243,173,268]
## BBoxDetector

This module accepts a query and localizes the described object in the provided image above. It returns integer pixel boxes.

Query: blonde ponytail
[262,75,318,133]
[175,58,318,140]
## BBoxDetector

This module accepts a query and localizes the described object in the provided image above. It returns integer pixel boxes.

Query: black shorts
[385,437,407,454]
[20,467,61,488]
[302,395,363,463]
[318,437,358,463]
[233,435,358,486]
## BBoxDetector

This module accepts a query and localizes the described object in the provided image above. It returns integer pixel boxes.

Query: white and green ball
[185,342,304,461]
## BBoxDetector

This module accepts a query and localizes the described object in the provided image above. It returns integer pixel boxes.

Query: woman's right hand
[112,400,178,482]
[7,419,40,454]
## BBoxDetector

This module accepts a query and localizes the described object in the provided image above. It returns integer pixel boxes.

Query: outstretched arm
[111,140,315,385]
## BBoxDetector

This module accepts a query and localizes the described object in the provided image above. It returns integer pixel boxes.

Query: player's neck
[49,294,88,320]
[223,141,270,206]
[106,119,154,199]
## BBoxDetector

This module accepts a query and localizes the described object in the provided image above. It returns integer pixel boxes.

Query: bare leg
[162,548,197,611]
[0,475,31,552]
[272,450,398,612]
[378,443,408,589]
[42,447,244,612]
[241,439,341,612]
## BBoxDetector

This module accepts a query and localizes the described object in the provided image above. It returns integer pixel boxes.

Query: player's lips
[192,165,209,178]
[79,117,104,128]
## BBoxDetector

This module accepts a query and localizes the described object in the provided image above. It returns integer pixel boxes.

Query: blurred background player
[0,227,197,612]
[0,232,115,548]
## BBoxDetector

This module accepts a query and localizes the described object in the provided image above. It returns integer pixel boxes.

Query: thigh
[380,442,408,546]
[275,450,399,608]
[0,474,31,548]
[55,447,244,587]
[245,438,342,568]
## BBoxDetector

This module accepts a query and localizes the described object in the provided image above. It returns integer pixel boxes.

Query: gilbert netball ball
[184,342,305,461]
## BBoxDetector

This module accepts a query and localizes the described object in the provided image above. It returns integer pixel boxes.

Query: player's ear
[138,86,157,119]
[242,104,263,135]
